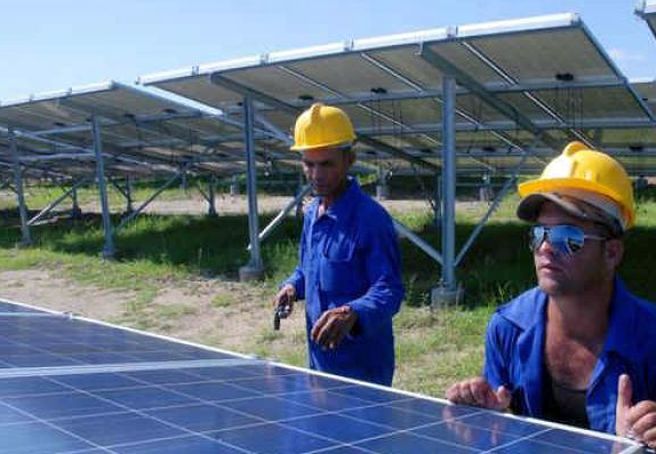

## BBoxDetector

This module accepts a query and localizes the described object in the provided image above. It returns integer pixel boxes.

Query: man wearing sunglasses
[446,141,656,447]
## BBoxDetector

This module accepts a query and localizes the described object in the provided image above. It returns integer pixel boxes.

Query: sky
[0,0,654,102]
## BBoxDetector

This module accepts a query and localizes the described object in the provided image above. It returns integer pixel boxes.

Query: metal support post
[71,185,82,219]
[180,167,188,193]
[9,129,31,245]
[230,175,239,197]
[434,175,442,228]
[207,175,217,217]
[125,175,134,214]
[376,166,389,201]
[432,75,461,307]
[91,116,115,259]
[239,95,264,281]
[479,172,492,202]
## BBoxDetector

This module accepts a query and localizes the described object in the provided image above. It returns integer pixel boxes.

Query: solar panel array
[0,12,655,184]
[0,82,283,182]
[141,13,656,176]
[0,299,642,453]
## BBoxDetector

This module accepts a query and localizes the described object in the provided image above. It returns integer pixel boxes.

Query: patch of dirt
[0,269,306,361]
[0,269,133,320]
[79,194,299,216]
[79,193,438,217]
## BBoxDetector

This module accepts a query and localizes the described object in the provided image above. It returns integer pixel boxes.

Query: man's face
[301,147,353,198]
[533,202,620,297]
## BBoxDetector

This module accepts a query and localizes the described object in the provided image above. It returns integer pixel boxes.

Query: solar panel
[0,297,642,453]
[0,81,263,181]
[637,0,656,39]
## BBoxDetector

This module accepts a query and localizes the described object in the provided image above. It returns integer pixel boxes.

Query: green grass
[211,293,237,308]
[394,305,495,395]
[1,186,656,396]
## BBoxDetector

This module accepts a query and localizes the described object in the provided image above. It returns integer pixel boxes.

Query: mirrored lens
[549,225,585,256]
[528,225,546,251]
[529,224,586,257]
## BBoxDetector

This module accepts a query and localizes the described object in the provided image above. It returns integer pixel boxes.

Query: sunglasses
[529,224,607,257]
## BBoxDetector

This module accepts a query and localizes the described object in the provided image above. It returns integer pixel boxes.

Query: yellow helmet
[290,103,356,151]
[518,141,635,230]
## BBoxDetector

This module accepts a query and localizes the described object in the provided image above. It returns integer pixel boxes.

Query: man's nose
[536,235,560,258]
[534,234,550,252]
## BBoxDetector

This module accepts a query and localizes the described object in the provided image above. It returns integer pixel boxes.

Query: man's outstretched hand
[446,377,512,411]
[311,306,358,350]
[616,374,656,449]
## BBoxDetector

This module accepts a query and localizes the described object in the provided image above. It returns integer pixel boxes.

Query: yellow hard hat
[517,141,635,230]
[290,103,356,151]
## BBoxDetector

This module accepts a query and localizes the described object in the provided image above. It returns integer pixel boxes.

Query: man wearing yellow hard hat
[273,103,404,386]
[446,141,656,446]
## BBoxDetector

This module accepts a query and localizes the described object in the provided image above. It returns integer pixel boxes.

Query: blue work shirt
[484,278,656,434]
[283,178,404,386]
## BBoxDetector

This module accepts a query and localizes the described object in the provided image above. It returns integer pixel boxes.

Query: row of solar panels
[1,9,656,184]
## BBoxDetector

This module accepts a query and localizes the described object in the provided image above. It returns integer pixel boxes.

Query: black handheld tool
[273,304,291,331]
[273,308,281,330]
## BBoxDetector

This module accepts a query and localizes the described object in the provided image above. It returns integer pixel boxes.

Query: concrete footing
[239,264,264,282]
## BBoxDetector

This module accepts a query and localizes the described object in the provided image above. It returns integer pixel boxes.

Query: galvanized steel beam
[9,129,32,245]
[91,116,115,258]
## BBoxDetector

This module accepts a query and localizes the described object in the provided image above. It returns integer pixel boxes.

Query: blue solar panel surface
[0,299,642,453]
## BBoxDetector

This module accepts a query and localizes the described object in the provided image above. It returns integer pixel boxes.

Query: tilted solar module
[0,298,642,453]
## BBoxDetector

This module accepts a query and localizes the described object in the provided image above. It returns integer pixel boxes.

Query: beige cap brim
[517,191,623,234]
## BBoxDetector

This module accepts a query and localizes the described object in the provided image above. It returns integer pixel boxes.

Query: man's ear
[344,149,356,167]
[604,238,624,269]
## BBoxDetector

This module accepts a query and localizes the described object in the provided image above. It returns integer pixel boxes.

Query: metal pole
[434,175,442,228]
[71,184,82,219]
[126,175,134,214]
[376,166,389,200]
[180,166,188,193]
[240,95,263,281]
[9,129,31,245]
[432,74,459,306]
[442,75,457,291]
[208,175,217,217]
[91,116,115,259]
